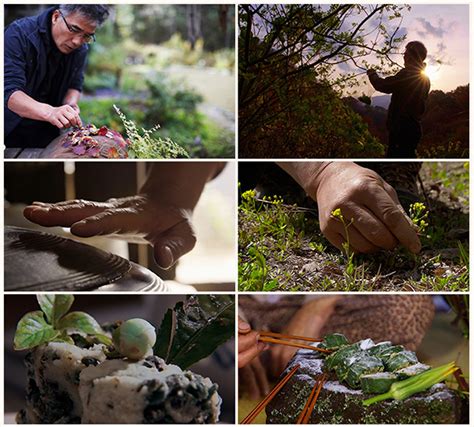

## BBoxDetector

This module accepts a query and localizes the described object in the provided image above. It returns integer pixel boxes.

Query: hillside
[345,85,469,158]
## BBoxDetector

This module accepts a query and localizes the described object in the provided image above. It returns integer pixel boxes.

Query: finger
[64,110,80,128]
[32,199,111,208]
[238,341,266,368]
[152,220,197,269]
[57,114,71,127]
[70,208,144,237]
[238,318,252,334]
[23,203,107,227]
[323,217,378,253]
[52,118,64,129]
[348,204,398,250]
[239,331,260,354]
[361,185,421,253]
[63,112,78,129]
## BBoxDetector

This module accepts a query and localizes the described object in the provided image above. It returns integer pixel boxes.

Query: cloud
[415,17,456,38]
[427,41,452,66]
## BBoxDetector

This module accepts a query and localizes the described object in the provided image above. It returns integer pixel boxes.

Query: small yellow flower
[331,208,343,219]
[241,189,256,202]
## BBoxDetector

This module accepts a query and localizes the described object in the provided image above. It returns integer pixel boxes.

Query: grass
[238,163,469,292]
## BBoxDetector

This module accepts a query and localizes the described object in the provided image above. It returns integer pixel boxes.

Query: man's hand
[270,297,339,377]
[63,88,82,116]
[8,90,82,129]
[23,195,195,269]
[279,162,421,254]
[238,318,268,368]
[45,104,82,129]
[367,68,377,77]
[313,162,421,253]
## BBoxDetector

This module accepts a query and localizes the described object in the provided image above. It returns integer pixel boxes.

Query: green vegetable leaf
[37,295,74,326]
[57,311,103,335]
[14,311,60,351]
[154,295,235,369]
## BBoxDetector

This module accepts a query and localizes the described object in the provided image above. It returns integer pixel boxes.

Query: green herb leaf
[14,311,60,351]
[53,332,75,345]
[37,295,74,326]
[154,295,235,369]
[57,311,103,335]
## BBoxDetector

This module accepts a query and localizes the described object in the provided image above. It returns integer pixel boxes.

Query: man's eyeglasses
[59,11,96,44]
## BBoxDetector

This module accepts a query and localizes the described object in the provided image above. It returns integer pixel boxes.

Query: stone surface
[266,349,466,424]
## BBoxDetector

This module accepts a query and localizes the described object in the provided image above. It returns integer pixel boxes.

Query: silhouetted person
[367,41,430,158]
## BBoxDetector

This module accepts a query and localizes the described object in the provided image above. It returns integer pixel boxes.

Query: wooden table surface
[5,148,44,159]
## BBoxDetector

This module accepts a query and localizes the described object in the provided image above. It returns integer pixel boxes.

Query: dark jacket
[4,7,88,138]
[368,67,430,130]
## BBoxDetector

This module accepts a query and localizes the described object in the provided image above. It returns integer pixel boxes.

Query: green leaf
[14,311,60,351]
[37,295,74,326]
[154,295,235,369]
[57,311,103,335]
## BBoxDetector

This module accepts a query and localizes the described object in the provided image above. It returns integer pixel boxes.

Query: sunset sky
[366,4,469,94]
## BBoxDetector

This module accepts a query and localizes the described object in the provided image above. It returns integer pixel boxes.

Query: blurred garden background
[5,5,235,158]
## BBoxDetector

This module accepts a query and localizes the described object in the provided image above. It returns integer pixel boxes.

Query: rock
[266,350,465,424]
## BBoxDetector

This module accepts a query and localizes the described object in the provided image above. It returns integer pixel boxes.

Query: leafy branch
[154,295,235,369]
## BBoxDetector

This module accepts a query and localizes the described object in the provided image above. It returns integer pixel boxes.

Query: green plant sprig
[113,104,189,159]
[14,295,111,351]
[331,208,356,275]
[409,202,429,235]
[363,362,458,406]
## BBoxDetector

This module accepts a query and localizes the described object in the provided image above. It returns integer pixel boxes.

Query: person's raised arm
[367,69,403,94]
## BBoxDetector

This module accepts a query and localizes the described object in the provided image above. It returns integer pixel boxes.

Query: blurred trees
[5,5,234,51]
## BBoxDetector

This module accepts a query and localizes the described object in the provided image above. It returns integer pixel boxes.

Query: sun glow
[422,65,440,81]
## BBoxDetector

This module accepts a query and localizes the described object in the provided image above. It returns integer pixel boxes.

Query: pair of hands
[280,162,421,254]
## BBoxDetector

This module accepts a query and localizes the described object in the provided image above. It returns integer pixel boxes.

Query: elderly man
[5,5,110,148]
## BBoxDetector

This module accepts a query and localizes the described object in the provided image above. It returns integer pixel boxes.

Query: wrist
[279,161,334,200]
[40,103,54,121]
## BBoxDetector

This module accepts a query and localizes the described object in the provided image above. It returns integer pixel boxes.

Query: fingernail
[257,342,267,352]
[238,320,251,332]
[157,245,174,269]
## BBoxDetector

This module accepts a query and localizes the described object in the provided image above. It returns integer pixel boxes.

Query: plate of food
[247,333,468,424]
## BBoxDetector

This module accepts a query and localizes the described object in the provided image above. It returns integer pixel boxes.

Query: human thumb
[152,220,197,269]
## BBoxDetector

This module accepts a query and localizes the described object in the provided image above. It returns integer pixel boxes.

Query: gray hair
[59,4,110,26]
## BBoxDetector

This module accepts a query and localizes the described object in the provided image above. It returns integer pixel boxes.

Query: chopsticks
[241,364,300,424]
[259,331,323,342]
[258,331,330,354]
[295,374,327,424]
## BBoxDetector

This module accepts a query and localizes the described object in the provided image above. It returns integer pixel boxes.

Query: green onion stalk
[363,362,458,406]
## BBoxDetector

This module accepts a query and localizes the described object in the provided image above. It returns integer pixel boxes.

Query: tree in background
[239,4,409,157]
